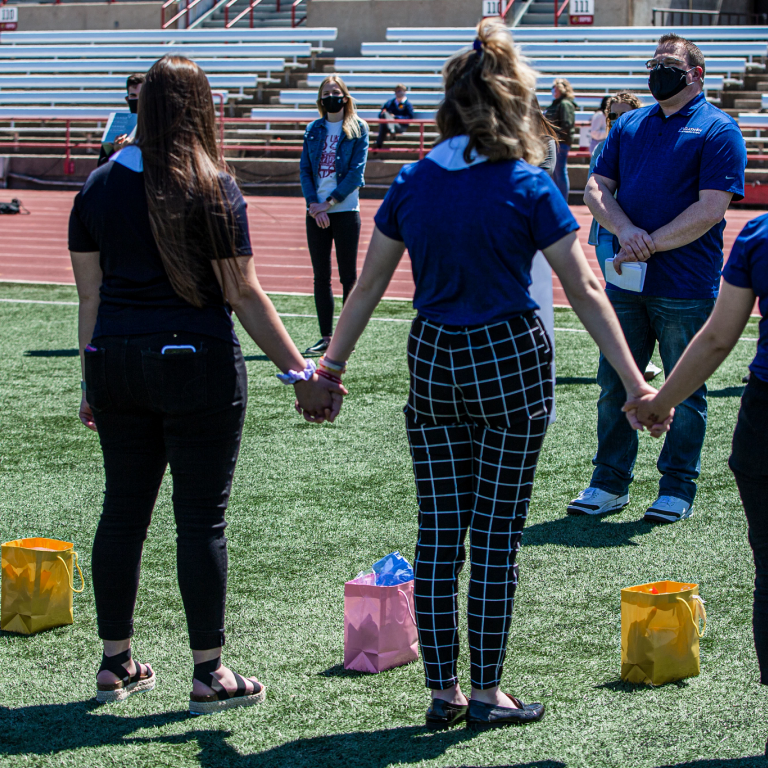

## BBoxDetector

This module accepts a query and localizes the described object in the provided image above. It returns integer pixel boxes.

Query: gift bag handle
[57,552,85,594]
[398,588,416,625]
[677,595,706,638]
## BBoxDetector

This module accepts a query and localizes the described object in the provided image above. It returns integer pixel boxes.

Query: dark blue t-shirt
[374,150,579,325]
[68,146,252,344]
[594,92,746,299]
[722,213,768,383]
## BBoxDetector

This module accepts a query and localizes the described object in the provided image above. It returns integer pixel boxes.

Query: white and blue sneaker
[643,495,693,524]
[567,487,630,516]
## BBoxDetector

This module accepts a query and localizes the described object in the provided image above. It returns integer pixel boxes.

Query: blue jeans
[553,142,570,200]
[591,292,715,503]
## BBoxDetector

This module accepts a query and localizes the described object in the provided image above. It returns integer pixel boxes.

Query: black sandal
[189,657,266,715]
[96,648,156,703]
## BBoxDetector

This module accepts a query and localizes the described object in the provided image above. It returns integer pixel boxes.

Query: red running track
[0,190,765,306]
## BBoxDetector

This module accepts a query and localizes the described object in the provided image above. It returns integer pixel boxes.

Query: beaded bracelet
[276,359,317,385]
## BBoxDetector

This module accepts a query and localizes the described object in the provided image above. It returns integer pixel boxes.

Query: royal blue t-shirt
[722,213,768,383]
[593,92,746,299]
[374,139,579,326]
[68,146,252,344]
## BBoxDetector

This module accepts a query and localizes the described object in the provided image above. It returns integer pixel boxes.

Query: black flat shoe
[466,695,544,729]
[425,698,468,730]
[304,338,330,356]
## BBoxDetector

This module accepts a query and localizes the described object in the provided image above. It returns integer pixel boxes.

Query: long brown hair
[315,75,363,139]
[136,55,236,308]
[436,18,544,166]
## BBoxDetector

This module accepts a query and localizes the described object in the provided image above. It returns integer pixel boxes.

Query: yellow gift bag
[1,538,84,635]
[621,580,706,686]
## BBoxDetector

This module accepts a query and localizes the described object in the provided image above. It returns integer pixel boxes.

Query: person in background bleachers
[569,33,747,524]
[375,84,415,150]
[98,73,145,167]
[544,77,577,201]
[299,75,369,356]
[589,96,610,155]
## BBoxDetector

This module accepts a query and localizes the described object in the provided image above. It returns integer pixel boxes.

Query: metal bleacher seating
[0,28,338,53]
[0,90,229,106]
[385,26,768,42]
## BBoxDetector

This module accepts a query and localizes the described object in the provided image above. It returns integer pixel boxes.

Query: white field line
[0,297,760,341]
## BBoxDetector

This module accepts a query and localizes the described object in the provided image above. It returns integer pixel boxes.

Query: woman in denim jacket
[299,75,369,355]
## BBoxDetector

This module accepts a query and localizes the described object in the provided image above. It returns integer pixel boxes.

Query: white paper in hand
[605,258,647,293]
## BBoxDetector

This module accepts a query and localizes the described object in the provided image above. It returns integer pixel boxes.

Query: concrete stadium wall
[12,3,166,32]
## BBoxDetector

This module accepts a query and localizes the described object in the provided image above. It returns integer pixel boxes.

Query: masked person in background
[98,73,145,167]
[375,84,415,150]
[299,76,369,356]
[569,33,746,524]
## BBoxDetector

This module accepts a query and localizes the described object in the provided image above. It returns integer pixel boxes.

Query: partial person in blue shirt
[374,84,415,150]
[626,213,768,714]
[570,32,748,524]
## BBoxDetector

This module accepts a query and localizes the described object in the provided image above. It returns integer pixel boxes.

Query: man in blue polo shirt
[568,33,747,523]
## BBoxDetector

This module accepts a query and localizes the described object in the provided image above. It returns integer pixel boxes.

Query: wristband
[317,369,342,384]
[318,355,346,375]
[276,359,316,385]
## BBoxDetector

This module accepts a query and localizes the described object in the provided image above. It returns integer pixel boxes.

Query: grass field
[0,280,766,768]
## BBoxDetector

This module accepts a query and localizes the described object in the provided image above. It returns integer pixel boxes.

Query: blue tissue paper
[371,551,414,586]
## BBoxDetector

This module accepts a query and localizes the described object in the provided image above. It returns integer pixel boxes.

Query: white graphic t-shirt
[314,119,359,213]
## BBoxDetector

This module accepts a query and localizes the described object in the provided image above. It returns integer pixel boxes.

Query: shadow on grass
[657,760,764,767]
[318,663,370,678]
[185,726,481,768]
[243,355,270,362]
[555,376,597,386]
[0,700,194,758]
[708,386,746,399]
[524,515,654,549]
[594,679,689,693]
[24,349,79,357]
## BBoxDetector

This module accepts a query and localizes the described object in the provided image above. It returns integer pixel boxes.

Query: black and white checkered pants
[406,313,552,690]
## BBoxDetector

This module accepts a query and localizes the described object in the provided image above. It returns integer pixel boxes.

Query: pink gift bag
[343,577,419,673]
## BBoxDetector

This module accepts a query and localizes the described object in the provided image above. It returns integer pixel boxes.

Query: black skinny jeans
[84,331,247,650]
[729,374,768,683]
[306,211,360,337]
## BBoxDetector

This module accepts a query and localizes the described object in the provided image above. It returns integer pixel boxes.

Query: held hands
[79,394,98,432]
[614,225,656,275]
[308,202,331,229]
[293,374,347,423]
[622,386,674,438]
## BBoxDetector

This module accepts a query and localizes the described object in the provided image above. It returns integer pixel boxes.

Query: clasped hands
[308,201,332,229]
[293,374,347,424]
[613,225,656,274]
[623,389,674,438]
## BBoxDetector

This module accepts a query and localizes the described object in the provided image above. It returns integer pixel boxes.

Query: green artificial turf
[0,280,765,767]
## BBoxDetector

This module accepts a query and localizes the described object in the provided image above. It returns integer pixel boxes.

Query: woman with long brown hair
[299,75,369,356]
[315,18,656,728]
[68,55,341,714]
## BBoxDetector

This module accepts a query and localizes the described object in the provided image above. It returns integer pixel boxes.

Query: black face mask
[648,63,693,102]
[321,95,345,114]
[127,98,139,114]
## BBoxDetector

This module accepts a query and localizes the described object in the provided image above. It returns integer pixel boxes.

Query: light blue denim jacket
[299,117,369,205]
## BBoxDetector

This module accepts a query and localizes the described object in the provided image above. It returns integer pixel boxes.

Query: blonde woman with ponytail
[316,18,656,728]
[68,55,343,714]
[299,75,369,356]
